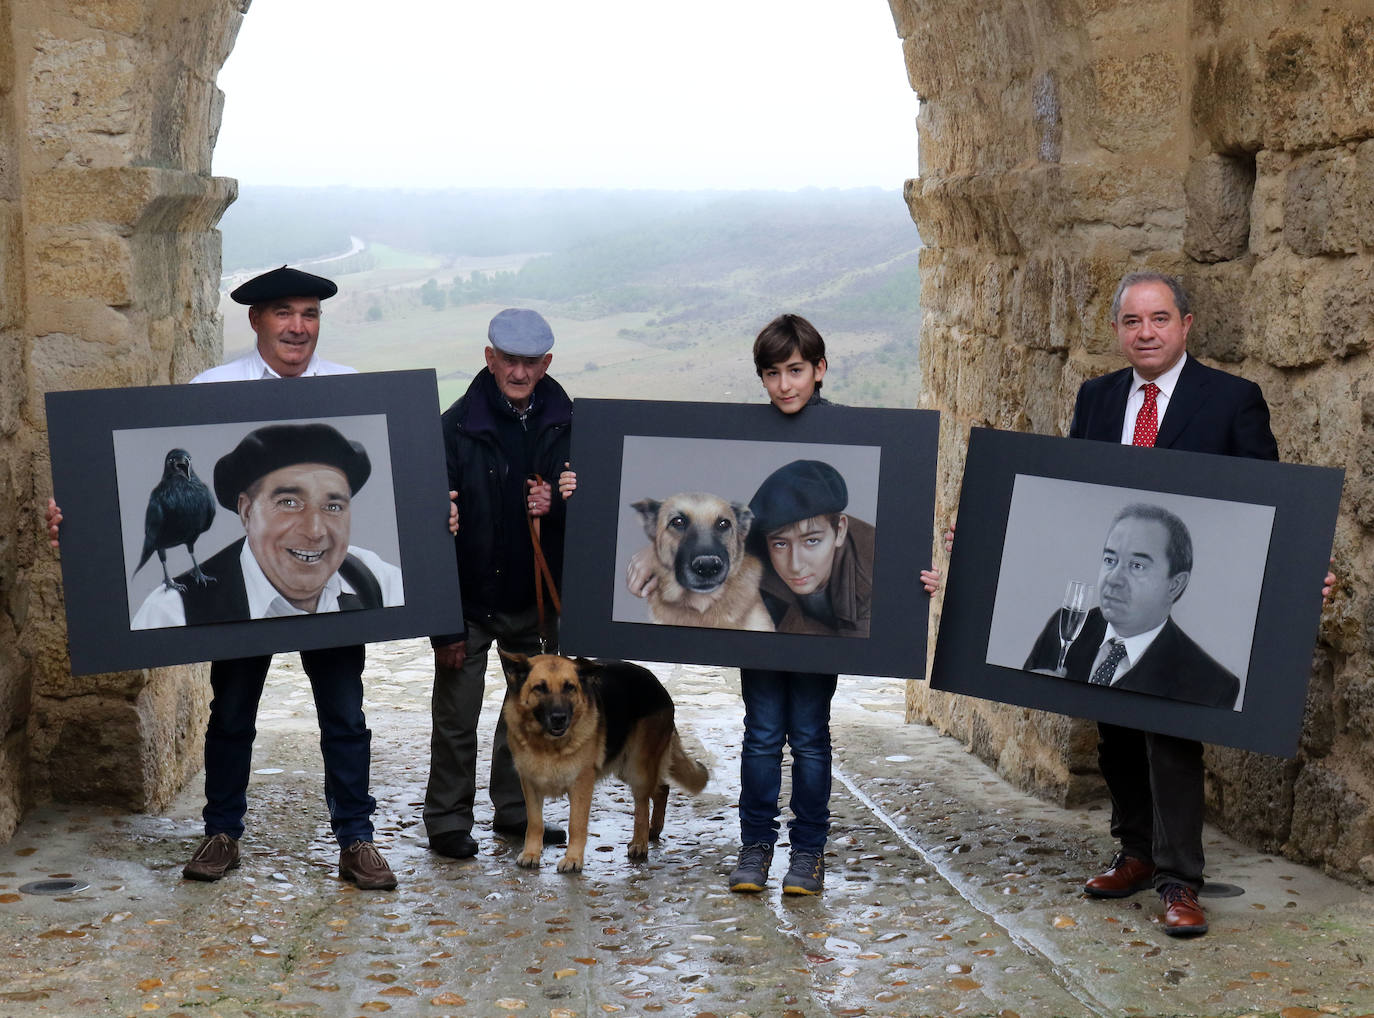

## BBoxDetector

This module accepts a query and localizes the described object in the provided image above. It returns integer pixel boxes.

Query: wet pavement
[1,639,1372,1018]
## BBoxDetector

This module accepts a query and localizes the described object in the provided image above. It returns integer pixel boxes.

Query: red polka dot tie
[1132,382,1160,448]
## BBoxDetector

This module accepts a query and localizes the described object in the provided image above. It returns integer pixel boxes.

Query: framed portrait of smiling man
[559,398,939,678]
[930,428,1342,757]
[46,369,462,675]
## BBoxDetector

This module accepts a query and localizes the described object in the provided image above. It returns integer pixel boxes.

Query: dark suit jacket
[1069,355,1278,460]
[1024,607,1240,709]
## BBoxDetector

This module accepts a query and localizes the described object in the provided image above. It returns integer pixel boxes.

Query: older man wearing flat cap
[131,423,404,628]
[424,307,574,860]
[47,265,401,891]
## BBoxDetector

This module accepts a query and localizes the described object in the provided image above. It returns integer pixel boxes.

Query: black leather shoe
[429,830,479,859]
[492,820,567,845]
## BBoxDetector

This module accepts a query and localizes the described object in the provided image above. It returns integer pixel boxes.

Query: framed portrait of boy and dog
[559,398,940,679]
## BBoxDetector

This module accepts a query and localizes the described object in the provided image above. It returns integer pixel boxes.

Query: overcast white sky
[214,0,919,190]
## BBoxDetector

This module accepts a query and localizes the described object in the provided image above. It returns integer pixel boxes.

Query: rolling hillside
[219,187,923,408]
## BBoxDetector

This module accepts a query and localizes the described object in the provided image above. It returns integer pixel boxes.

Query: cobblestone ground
[1,639,1372,1018]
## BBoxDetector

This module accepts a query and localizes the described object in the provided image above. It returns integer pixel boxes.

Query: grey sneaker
[182,833,240,882]
[782,848,824,895]
[728,842,774,893]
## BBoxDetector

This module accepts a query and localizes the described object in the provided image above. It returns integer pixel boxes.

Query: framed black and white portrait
[560,398,939,678]
[931,428,1343,756]
[47,370,462,674]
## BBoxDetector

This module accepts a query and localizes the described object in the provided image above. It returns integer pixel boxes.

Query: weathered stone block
[1284,145,1372,257]
[1184,153,1255,263]
[27,167,157,229]
[1207,746,1296,851]
[1286,762,1374,873]
[0,200,21,329]
[0,733,24,843]
[1244,253,1323,367]
[1185,259,1253,362]
[57,0,147,34]
[32,229,133,305]
[1261,14,1374,150]
[1091,53,1186,154]
[28,31,139,169]
[1342,670,1374,743]
[29,697,148,805]
[1194,39,1265,153]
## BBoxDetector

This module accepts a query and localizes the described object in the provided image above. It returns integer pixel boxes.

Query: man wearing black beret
[48,265,402,891]
[130,422,403,627]
[196,265,345,381]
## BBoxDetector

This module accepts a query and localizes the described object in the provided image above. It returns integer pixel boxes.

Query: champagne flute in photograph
[1056,581,1094,675]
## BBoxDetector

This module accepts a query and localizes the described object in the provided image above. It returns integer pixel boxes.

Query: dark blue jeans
[738,669,837,854]
[204,645,375,847]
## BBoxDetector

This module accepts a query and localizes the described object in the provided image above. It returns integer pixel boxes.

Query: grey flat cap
[488,308,554,356]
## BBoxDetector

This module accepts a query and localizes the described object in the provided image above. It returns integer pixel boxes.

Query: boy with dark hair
[564,313,939,895]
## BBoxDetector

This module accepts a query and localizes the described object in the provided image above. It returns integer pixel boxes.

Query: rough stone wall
[893,0,1374,881]
[0,0,241,840]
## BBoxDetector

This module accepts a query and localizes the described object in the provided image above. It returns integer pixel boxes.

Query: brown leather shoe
[1160,883,1208,936]
[1083,853,1155,898]
[339,841,397,890]
[182,833,240,882]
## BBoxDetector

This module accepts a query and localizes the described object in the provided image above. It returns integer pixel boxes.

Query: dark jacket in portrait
[435,369,572,642]
[177,538,384,625]
[757,515,875,638]
[1024,607,1240,710]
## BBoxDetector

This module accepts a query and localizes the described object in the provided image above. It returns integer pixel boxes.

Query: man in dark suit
[1066,271,1278,937]
[1023,504,1240,710]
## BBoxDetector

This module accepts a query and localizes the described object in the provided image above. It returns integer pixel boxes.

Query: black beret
[230,265,338,305]
[214,423,371,510]
[749,460,848,535]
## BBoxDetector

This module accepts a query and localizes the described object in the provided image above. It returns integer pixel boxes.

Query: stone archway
[0,0,243,837]
[2,0,1372,881]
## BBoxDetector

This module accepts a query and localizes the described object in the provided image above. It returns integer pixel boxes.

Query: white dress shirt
[1090,619,1169,685]
[190,347,357,384]
[1118,353,1188,445]
[130,543,404,630]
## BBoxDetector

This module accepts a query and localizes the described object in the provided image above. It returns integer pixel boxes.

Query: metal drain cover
[18,879,90,895]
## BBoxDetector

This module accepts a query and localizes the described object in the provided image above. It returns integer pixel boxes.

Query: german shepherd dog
[498,651,710,872]
[631,492,774,631]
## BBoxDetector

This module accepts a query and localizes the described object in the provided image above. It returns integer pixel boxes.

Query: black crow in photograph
[134,448,219,592]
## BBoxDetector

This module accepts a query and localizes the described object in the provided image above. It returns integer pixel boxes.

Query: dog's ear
[498,649,532,689]
[732,503,755,540]
[631,499,662,542]
[572,657,603,692]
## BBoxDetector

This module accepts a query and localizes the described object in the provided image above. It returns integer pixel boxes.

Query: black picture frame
[47,369,462,675]
[559,398,940,678]
[930,427,1343,757]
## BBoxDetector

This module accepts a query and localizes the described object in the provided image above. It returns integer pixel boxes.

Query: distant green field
[218,187,923,411]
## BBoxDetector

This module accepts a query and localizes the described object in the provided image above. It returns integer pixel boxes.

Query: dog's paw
[626,839,649,860]
[516,851,542,869]
[555,854,584,873]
